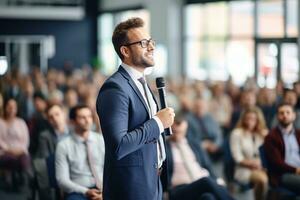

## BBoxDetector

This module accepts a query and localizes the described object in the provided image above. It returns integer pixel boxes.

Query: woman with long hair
[0,97,31,188]
[230,106,268,200]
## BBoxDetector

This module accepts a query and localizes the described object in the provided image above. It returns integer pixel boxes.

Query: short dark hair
[112,17,144,60]
[33,91,46,101]
[46,103,64,115]
[69,104,90,120]
[277,102,295,113]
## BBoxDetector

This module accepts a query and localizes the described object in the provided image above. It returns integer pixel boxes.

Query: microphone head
[156,77,165,88]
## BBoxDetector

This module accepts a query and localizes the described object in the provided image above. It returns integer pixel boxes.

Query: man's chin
[279,122,292,128]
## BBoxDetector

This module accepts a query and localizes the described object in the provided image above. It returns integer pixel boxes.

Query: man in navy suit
[96,17,175,200]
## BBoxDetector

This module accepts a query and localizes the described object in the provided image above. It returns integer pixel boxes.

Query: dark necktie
[138,77,153,116]
[138,77,166,164]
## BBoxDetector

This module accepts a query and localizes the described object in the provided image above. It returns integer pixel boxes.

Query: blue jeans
[66,193,88,200]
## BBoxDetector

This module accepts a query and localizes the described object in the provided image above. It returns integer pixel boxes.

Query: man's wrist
[153,116,164,133]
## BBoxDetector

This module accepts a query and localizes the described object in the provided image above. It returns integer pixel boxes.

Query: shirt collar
[54,126,69,136]
[279,125,295,136]
[72,131,94,144]
[121,63,144,81]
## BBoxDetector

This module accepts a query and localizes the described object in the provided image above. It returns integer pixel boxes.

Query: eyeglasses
[123,38,156,48]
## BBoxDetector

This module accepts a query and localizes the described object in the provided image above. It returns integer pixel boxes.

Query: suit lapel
[118,66,150,116]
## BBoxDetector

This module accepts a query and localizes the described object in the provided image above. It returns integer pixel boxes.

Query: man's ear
[120,46,130,59]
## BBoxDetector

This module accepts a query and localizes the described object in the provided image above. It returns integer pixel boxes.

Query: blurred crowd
[0,66,300,200]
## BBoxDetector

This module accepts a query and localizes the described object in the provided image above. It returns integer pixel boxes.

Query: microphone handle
[157,88,173,136]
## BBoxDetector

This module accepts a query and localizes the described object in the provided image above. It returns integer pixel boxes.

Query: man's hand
[86,189,102,200]
[6,149,24,156]
[155,107,175,129]
[202,140,219,153]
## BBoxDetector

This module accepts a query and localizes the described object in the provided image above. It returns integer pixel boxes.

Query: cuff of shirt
[153,116,164,134]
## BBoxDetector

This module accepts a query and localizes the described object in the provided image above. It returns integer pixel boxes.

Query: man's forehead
[127,27,150,39]
[279,106,293,112]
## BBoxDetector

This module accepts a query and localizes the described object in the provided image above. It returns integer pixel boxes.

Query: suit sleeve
[35,131,49,158]
[97,83,160,160]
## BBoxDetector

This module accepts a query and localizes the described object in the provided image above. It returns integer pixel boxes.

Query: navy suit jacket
[96,66,165,200]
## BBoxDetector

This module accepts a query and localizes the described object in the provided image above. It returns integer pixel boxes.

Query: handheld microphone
[156,77,172,136]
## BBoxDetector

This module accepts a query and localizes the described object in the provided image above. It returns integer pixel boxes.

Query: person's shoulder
[15,117,27,125]
[90,131,104,142]
[39,128,53,139]
[101,69,126,87]
[265,127,279,140]
[56,134,72,149]
[231,128,244,136]
[295,129,300,136]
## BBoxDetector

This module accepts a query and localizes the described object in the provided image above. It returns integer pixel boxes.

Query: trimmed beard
[279,121,293,128]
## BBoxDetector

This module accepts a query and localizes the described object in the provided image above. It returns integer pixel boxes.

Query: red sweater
[264,127,300,186]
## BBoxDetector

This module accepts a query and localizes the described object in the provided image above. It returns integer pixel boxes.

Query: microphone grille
[156,77,165,88]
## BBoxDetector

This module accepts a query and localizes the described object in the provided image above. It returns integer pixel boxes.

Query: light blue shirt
[55,131,105,194]
[280,126,300,168]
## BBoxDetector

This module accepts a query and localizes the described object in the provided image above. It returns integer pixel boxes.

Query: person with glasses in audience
[96,17,175,200]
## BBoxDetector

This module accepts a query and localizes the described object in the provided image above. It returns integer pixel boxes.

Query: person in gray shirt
[55,105,105,200]
[33,103,69,200]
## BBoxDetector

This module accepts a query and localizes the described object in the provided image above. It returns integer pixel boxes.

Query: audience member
[209,82,233,131]
[36,103,69,158]
[230,107,268,200]
[264,103,300,194]
[257,88,277,129]
[230,90,257,130]
[28,91,50,155]
[271,89,300,129]
[55,105,104,200]
[163,113,234,200]
[0,98,31,188]
[187,97,223,159]
[33,103,69,200]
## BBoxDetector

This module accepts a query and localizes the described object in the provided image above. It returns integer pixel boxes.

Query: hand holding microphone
[156,108,175,129]
[155,77,174,135]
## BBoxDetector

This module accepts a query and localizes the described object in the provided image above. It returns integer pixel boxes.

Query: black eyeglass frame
[123,38,156,48]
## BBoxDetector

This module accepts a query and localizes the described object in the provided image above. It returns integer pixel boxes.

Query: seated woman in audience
[230,106,268,200]
[0,97,31,187]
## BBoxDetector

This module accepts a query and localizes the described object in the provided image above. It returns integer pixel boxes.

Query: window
[184,1,254,85]
[286,0,298,37]
[281,43,298,85]
[257,0,284,37]
[184,0,298,87]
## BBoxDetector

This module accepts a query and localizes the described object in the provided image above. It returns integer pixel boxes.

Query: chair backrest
[258,145,268,170]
